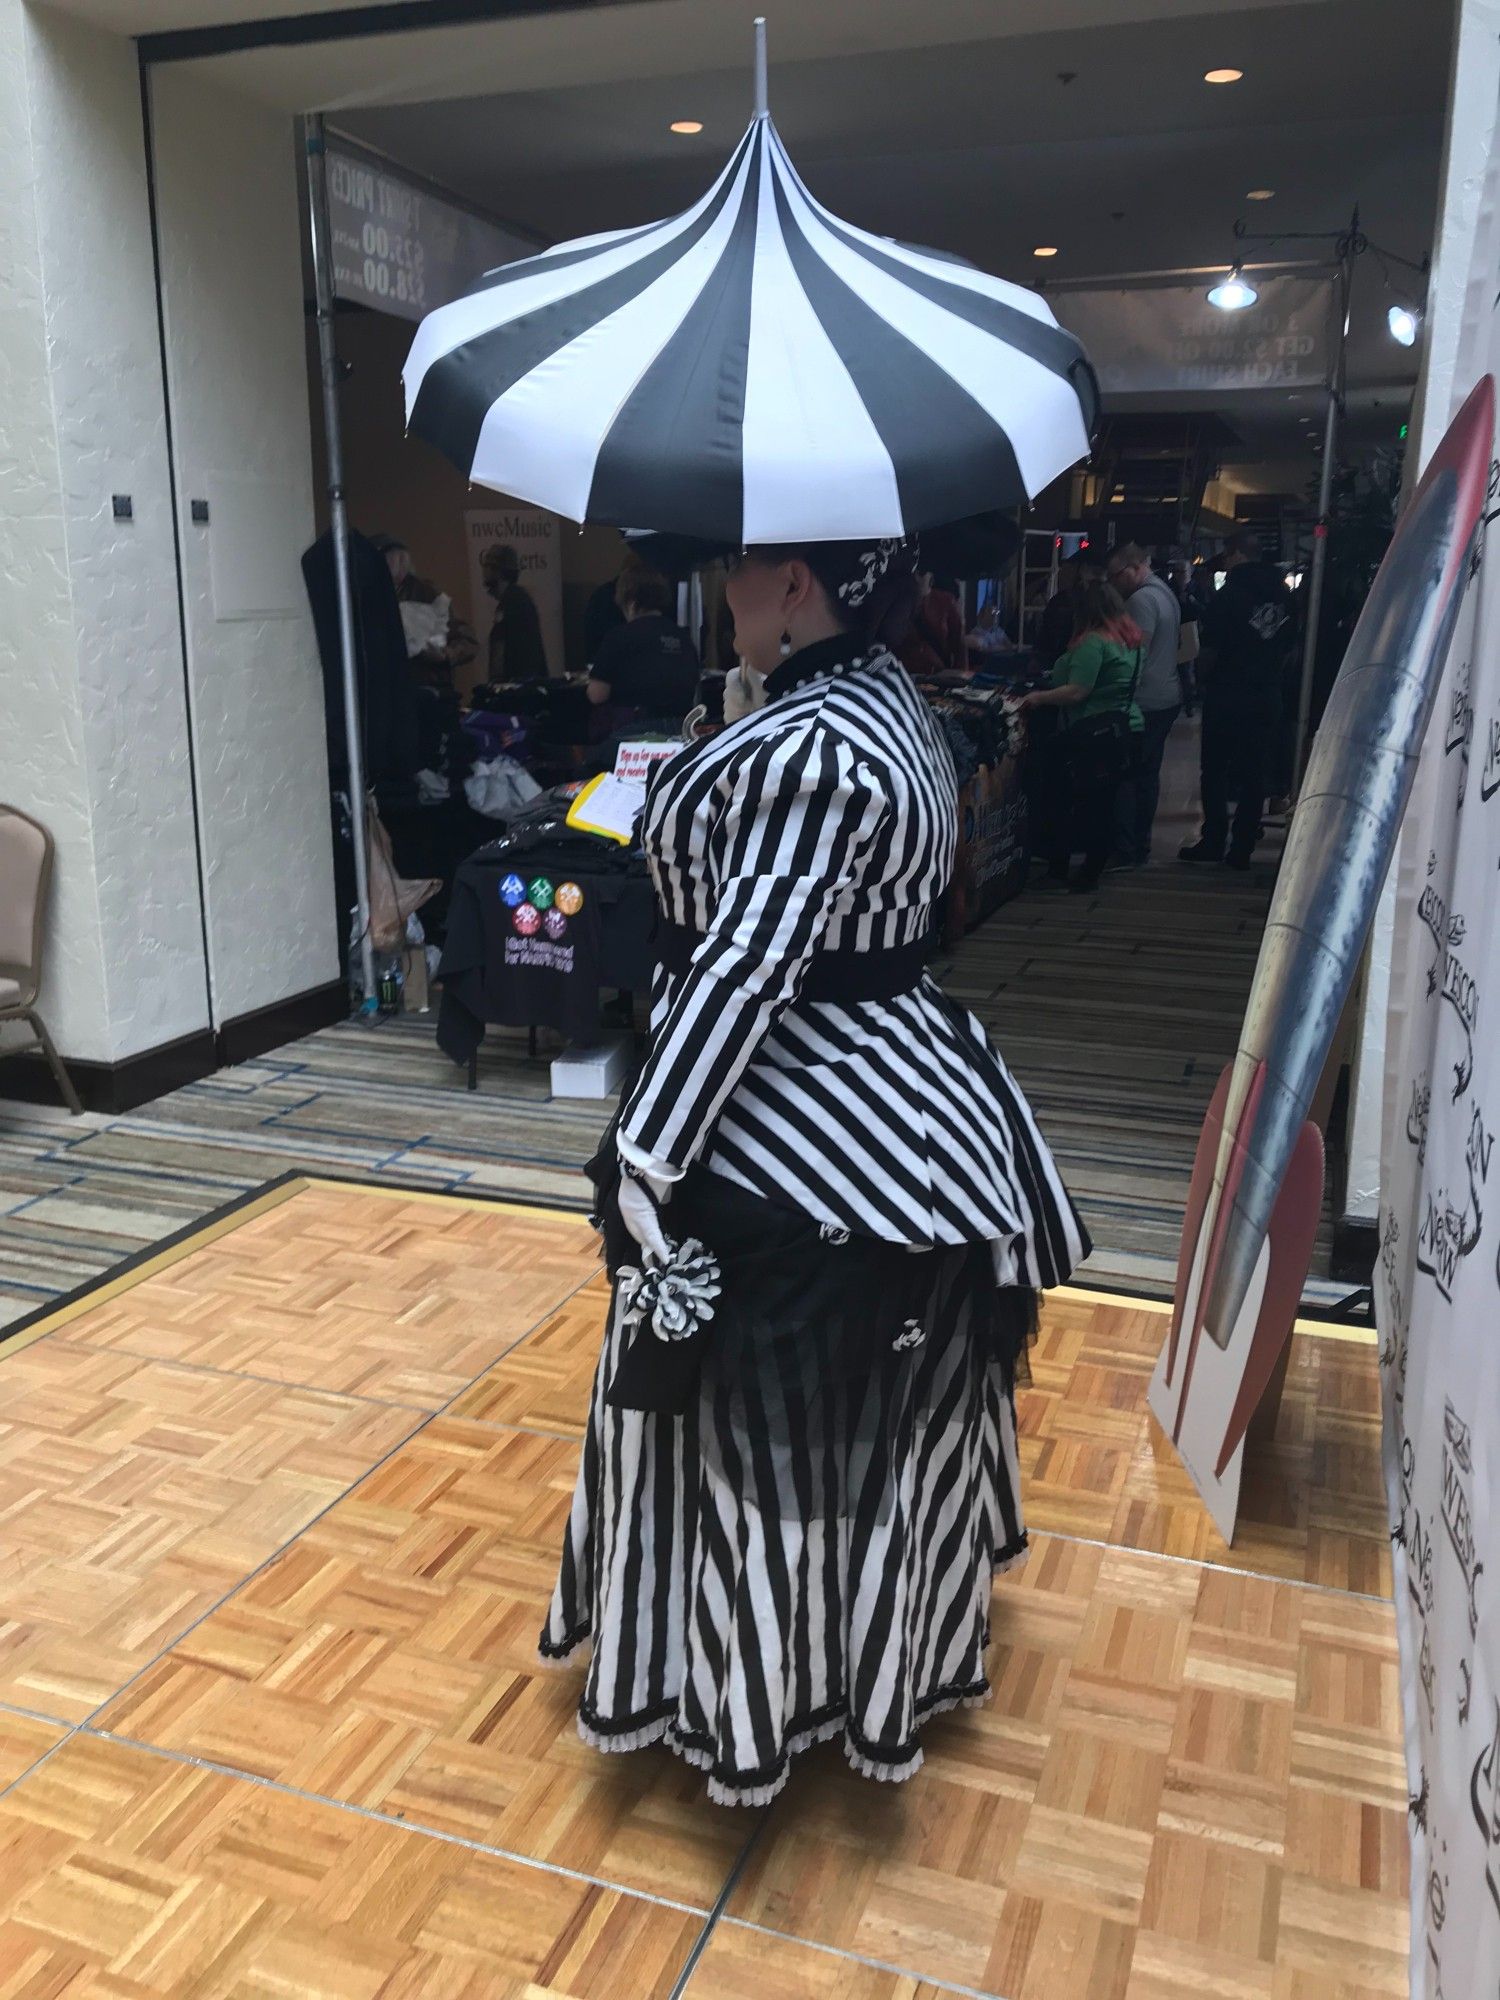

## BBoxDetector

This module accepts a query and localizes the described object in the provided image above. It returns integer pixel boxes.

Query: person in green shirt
[1020,581,1144,892]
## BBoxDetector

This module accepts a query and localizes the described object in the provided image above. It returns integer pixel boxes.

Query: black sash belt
[654,918,931,1002]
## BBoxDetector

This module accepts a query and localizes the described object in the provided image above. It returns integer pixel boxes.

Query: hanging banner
[325,142,536,322]
[465,506,565,679]
[1051,274,1335,394]
[1379,81,1500,2000]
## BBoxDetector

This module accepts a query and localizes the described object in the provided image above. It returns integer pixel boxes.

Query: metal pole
[1293,385,1340,784]
[1291,212,1353,791]
[304,114,378,1014]
[753,17,768,118]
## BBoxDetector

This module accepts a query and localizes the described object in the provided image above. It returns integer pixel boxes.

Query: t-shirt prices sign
[1052,274,1334,394]
[1378,150,1500,1995]
[325,144,535,322]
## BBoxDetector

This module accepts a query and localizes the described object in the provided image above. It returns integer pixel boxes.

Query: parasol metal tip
[753,16,768,119]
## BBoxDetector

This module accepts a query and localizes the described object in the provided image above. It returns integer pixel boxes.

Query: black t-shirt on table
[591,614,701,717]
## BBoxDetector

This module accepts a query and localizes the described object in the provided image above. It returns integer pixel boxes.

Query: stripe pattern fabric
[404,117,1096,542]
[542,640,1089,1801]
[543,1255,1028,1806]
[620,641,1088,1282]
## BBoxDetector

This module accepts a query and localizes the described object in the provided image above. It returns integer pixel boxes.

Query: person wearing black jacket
[1181,531,1297,871]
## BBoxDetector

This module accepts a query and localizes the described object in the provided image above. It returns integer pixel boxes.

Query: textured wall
[28,10,210,1059]
[0,2,209,1063]
[151,70,338,1021]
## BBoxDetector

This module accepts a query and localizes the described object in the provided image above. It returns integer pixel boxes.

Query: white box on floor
[550,1035,633,1098]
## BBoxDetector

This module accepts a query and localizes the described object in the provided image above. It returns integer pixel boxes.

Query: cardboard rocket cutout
[1151,377,1494,1542]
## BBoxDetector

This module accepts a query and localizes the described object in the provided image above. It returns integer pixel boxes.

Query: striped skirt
[539,1246,1029,1806]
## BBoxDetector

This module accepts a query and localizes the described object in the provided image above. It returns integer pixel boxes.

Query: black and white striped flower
[622,1239,722,1343]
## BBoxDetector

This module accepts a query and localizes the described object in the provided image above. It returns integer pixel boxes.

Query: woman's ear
[783,559,816,615]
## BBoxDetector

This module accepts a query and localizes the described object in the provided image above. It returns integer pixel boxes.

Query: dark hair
[744,540,920,650]
[1224,528,1262,562]
[1069,579,1145,651]
[624,569,675,618]
[1106,541,1149,577]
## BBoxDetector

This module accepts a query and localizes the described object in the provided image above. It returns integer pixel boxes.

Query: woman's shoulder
[1060,630,1106,662]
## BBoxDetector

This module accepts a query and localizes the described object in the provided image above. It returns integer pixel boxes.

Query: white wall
[151,68,338,1022]
[1,0,208,1064]
[29,9,210,1058]
[1,15,338,1075]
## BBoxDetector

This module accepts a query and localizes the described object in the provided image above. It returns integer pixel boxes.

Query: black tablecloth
[437,842,656,1061]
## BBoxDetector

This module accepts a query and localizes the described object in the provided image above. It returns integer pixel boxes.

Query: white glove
[723,662,767,724]
[617,1172,673,1264]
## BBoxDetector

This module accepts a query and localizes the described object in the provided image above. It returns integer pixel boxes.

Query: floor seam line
[36,1335,435,1414]
[76,1726,715,1919]
[713,1918,1013,2000]
[1031,1527,1392,1604]
[670,1809,773,1999]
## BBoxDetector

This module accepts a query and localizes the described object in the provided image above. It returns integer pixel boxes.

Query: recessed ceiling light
[670,120,703,135]
[1033,245,1059,258]
[1246,188,1274,201]
[1204,67,1244,84]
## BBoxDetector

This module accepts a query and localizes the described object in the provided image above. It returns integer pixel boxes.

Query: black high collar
[763,634,864,702]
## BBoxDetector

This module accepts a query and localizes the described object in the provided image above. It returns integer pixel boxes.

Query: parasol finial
[753,16,768,119]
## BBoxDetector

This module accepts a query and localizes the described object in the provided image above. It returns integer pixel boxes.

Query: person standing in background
[1181,530,1297,871]
[1035,550,1103,670]
[898,569,968,677]
[1167,556,1204,718]
[481,543,548,684]
[584,546,643,666]
[587,569,701,725]
[371,534,478,691]
[1105,543,1181,866]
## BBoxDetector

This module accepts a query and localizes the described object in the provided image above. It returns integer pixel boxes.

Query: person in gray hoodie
[1106,543,1182,865]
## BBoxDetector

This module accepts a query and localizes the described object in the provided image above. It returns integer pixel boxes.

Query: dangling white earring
[779,630,793,658]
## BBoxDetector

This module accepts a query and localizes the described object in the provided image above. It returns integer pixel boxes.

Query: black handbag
[1062,642,1143,777]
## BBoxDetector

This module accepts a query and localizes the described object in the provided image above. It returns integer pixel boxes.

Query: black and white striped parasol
[404,30,1097,544]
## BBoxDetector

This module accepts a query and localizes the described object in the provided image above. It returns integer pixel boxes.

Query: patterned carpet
[0,725,1335,1327]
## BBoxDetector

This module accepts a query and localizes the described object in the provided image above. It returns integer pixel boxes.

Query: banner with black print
[1380,112,1500,1996]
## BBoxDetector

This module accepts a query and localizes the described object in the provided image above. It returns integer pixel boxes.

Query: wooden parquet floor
[0,1182,1404,1999]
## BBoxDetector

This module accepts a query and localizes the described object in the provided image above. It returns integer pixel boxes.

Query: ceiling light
[670,120,703,135]
[1204,67,1243,84]
[1207,263,1258,311]
[1033,245,1059,258]
[1246,188,1274,201]
[1388,303,1420,347]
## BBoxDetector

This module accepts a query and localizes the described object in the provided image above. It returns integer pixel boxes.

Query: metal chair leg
[26,1009,83,1115]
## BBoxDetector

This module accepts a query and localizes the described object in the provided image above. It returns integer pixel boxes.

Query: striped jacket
[618,636,1088,1286]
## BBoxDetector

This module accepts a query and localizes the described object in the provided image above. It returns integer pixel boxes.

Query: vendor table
[436,843,656,1082]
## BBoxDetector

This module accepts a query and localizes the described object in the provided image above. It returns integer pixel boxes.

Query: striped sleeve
[618,723,885,1171]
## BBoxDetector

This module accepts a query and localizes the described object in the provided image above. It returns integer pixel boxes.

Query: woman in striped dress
[541,537,1090,1805]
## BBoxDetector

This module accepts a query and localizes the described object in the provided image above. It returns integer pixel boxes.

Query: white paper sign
[613,740,683,784]
[465,507,565,679]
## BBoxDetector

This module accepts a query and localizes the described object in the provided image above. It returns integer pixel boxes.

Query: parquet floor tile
[686,1924,956,1997]
[451,1272,1390,1595]
[0,1184,1405,1997]
[0,1734,704,1998]
[96,1419,752,1912]
[728,1537,1406,1994]
[55,1188,598,1409]
[0,1710,67,1790]
[0,1344,417,1719]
